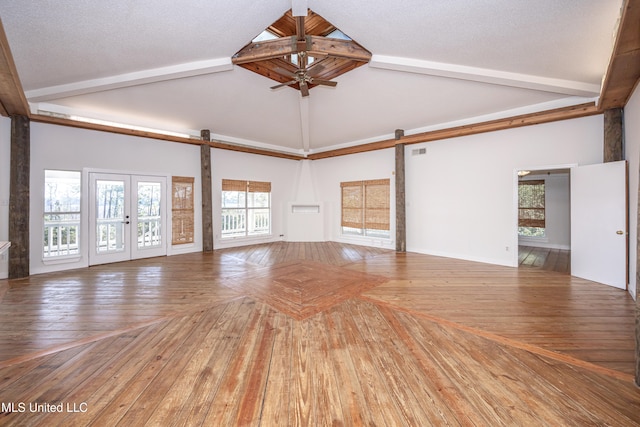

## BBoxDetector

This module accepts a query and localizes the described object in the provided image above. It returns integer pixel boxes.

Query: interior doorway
[516,161,628,289]
[517,167,571,274]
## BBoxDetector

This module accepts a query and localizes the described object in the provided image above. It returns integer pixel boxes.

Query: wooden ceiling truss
[232,9,371,96]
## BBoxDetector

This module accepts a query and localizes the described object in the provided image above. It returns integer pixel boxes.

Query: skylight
[327,29,351,40]
[252,30,278,42]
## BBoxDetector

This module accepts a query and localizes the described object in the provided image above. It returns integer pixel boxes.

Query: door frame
[85,168,170,266]
[511,163,576,268]
[513,162,629,289]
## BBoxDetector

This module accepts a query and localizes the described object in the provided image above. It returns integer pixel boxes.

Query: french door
[89,173,166,265]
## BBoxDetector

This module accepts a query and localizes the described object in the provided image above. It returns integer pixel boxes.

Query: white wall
[0,117,10,278]
[518,172,571,250]
[211,148,300,249]
[405,115,603,266]
[625,84,640,300]
[313,148,396,248]
[30,122,203,275]
[0,112,618,279]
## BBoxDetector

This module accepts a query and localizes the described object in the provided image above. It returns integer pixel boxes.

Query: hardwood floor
[518,245,570,273]
[0,242,638,426]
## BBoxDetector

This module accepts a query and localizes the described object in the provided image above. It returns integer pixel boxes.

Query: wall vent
[412,147,427,156]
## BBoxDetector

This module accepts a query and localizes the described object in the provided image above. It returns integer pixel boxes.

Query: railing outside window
[44,216,80,257]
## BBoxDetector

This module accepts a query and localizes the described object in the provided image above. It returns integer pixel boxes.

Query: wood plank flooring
[0,242,638,426]
[519,245,570,273]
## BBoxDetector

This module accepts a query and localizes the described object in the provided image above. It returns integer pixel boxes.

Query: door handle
[616,230,624,235]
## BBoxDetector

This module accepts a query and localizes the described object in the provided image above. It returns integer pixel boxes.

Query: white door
[89,173,166,266]
[570,161,627,289]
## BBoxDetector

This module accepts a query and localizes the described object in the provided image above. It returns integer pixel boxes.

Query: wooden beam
[231,37,297,65]
[29,114,306,160]
[309,103,600,160]
[201,130,214,252]
[8,115,29,278]
[307,139,396,160]
[307,36,371,62]
[0,19,29,117]
[398,103,600,146]
[599,0,640,110]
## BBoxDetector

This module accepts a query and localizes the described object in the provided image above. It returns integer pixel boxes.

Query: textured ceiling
[0,0,624,154]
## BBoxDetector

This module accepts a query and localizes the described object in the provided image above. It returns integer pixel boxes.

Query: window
[43,170,81,258]
[221,179,271,238]
[518,179,545,237]
[341,179,390,238]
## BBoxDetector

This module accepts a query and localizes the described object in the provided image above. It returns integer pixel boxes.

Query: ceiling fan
[270,54,337,97]
[270,16,338,97]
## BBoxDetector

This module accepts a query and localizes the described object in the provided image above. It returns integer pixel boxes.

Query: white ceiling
[0,0,623,155]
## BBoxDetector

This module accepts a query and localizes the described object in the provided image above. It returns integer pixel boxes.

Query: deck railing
[221,209,269,237]
[137,216,162,248]
[44,218,80,257]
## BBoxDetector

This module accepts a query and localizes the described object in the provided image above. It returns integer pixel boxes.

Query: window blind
[341,179,390,231]
[341,181,364,229]
[222,179,271,193]
[172,176,194,245]
[518,180,545,228]
[364,179,390,231]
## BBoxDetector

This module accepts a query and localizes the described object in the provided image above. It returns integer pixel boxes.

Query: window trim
[43,169,82,261]
[341,179,391,239]
[221,179,272,239]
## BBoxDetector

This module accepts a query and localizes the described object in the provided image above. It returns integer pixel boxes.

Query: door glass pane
[95,180,126,253]
[137,182,162,249]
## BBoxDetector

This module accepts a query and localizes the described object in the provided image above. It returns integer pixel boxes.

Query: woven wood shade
[365,179,390,230]
[518,180,545,228]
[222,179,271,193]
[222,179,248,192]
[341,181,363,229]
[341,179,390,231]
[172,176,194,245]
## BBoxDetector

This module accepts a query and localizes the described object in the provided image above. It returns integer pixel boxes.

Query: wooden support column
[200,130,214,252]
[9,115,30,278]
[395,129,406,252]
[604,108,623,162]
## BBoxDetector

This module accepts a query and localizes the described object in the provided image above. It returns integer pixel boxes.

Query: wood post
[9,115,30,278]
[200,130,213,252]
[604,108,623,162]
[395,129,406,252]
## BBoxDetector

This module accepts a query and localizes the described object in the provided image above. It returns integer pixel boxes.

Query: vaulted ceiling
[0,1,633,157]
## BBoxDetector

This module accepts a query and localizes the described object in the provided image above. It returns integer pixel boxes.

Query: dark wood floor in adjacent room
[0,242,638,426]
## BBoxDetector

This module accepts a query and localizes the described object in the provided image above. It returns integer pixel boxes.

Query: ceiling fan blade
[306,62,326,77]
[274,67,297,78]
[310,78,337,87]
[270,80,297,89]
[300,81,310,97]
